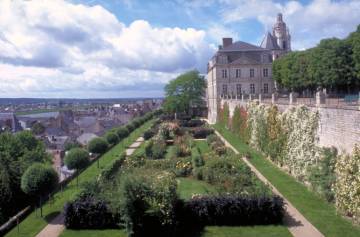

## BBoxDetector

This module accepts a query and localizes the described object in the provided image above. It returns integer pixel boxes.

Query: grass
[214,124,360,237]
[194,140,211,154]
[177,177,217,200]
[60,229,127,237]
[202,226,292,237]
[5,120,154,237]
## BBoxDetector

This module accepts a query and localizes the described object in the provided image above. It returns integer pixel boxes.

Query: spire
[277,13,283,22]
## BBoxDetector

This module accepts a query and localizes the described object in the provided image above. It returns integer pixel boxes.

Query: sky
[0,0,359,98]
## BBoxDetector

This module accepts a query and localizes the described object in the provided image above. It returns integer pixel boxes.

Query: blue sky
[0,0,359,98]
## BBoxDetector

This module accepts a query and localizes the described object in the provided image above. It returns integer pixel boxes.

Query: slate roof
[0,112,22,132]
[260,32,280,50]
[77,133,98,146]
[220,41,266,52]
[230,56,260,65]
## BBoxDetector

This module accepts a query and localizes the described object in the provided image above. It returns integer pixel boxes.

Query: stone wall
[218,99,360,154]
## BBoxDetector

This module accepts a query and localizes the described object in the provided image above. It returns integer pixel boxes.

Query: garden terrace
[59,118,291,237]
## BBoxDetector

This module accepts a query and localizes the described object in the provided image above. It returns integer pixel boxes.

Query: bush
[64,196,117,229]
[179,119,204,127]
[105,132,119,146]
[191,147,204,168]
[88,137,109,155]
[116,127,129,140]
[143,129,155,140]
[182,195,284,226]
[206,134,219,145]
[126,123,136,133]
[118,169,177,236]
[64,148,90,171]
[21,163,59,197]
[190,128,214,139]
[145,139,167,160]
[64,141,81,151]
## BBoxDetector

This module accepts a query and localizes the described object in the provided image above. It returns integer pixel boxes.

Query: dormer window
[250,69,255,78]
[222,69,227,78]
[218,55,228,64]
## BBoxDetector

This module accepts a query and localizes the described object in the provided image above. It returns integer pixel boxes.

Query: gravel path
[214,130,324,237]
[35,137,145,237]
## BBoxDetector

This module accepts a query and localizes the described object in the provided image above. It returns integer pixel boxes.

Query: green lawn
[214,124,360,237]
[202,226,291,237]
[60,229,127,237]
[194,140,211,154]
[5,120,154,237]
[177,177,217,200]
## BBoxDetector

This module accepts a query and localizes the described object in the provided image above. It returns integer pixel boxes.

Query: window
[250,84,255,94]
[263,83,269,94]
[263,68,268,77]
[222,84,228,95]
[250,69,254,78]
[283,41,287,49]
[235,69,241,78]
[222,69,227,78]
[236,84,242,96]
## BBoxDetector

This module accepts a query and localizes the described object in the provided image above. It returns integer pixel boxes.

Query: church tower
[272,13,291,52]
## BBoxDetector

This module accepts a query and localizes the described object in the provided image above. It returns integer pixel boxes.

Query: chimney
[222,38,233,48]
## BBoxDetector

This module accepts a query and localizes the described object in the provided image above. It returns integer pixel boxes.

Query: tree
[116,127,129,140]
[31,122,45,135]
[88,137,108,168]
[105,132,119,146]
[21,163,59,217]
[64,148,89,186]
[163,70,206,117]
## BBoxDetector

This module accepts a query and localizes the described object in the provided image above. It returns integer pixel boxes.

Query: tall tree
[163,70,206,117]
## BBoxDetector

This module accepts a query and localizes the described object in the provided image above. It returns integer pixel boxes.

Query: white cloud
[218,0,360,49]
[0,0,214,98]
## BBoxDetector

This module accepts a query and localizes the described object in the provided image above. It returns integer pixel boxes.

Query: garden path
[214,130,324,237]
[35,136,145,237]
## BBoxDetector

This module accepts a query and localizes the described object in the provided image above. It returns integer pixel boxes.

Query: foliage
[20,163,58,197]
[335,145,360,222]
[105,132,119,146]
[179,119,204,127]
[273,26,360,92]
[145,139,167,160]
[308,147,337,202]
[200,155,270,196]
[143,129,155,140]
[116,127,129,140]
[182,195,284,226]
[88,137,109,155]
[64,148,90,171]
[31,122,45,135]
[117,169,178,236]
[190,127,214,139]
[98,153,126,182]
[64,141,81,151]
[218,102,230,128]
[64,195,117,229]
[0,131,50,224]
[163,70,206,115]
[173,133,193,157]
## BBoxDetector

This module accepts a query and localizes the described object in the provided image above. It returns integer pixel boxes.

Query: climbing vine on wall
[335,145,360,223]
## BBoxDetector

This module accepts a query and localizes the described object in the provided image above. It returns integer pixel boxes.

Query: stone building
[207,13,291,123]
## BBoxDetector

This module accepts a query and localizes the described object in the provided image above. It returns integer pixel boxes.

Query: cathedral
[207,13,291,124]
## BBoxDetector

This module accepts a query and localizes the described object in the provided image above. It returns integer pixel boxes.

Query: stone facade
[207,13,291,124]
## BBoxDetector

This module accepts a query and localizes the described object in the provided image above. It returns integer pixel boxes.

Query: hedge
[64,196,117,229]
[190,127,214,139]
[182,195,284,226]
[98,152,126,181]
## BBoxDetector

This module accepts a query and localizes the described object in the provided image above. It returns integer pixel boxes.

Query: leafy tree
[64,141,81,151]
[88,137,108,155]
[21,163,58,217]
[116,127,129,140]
[105,132,119,146]
[163,70,206,117]
[31,122,45,135]
[64,148,89,186]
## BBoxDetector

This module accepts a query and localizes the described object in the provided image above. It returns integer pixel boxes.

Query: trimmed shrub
[206,134,219,145]
[88,137,109,155]
[179,119,204,127]
[64,148,89,171]
[126,123,136,133]
[105,132,119,146]
[145,139,167,160]
[143,129,155,140]
[191,147,204,168]
[116,127,129,140]
[64,196,116,229]
[190,128,214,139]
[182,195,284,226]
